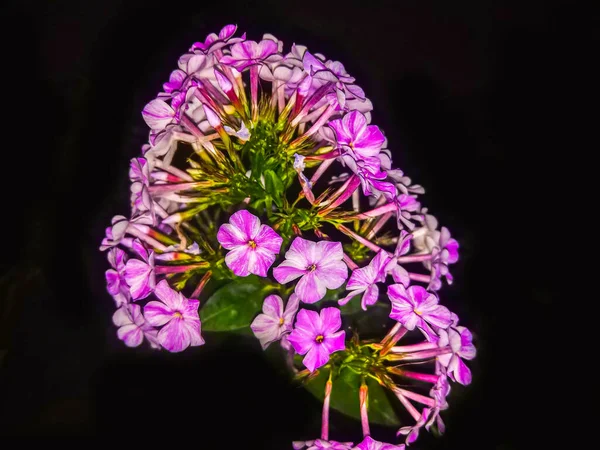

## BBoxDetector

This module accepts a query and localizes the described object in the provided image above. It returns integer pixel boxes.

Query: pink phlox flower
[112,303,160,349]
[387,285,452,340]
[216,210,283,277]
[287,307,346,372]
[143,279,204,352]
[397,408,430,445]
[338,250,390,310]
[273,237,348,304]
[329,111,385,160]
[123,239,156,300]
[394,194,422,230]
[354,436,406,450]
[220,39,281,71]
[105,247,130,306]
[437,326,476,385]
[250,294,300,349]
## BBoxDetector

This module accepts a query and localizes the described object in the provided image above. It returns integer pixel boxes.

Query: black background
[0,0,574,447]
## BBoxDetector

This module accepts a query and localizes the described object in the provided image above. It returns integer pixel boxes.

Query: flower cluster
[100,24,475,447]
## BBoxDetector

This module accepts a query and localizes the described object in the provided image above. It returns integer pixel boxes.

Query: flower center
[307,263,317,272]
[173,311,183,319]
[414,309,422,316]
[248,240,257,249]
[315,334,324,343]
[278,317,285,327]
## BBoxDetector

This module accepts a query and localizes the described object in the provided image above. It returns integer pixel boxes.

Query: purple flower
[112,303,159,348]
[105,247,130,306]
[250,294,300,349]
[293,440,354,450]
[99,215,130,251]
[354,436,406,450]
[217,210,283,277]
[338,250,389,310]
[287,307,346,372]
[329,110,385,160]
[437,326,476,385]
[191,24,246,54]
[143,279,204,352]
[395,194,421,230]
[273,237,348,304]
[388,285,452,339]
[398,408,430,445]
[220,40,280,71]
[162,69,187,93]
[123,239,156,300]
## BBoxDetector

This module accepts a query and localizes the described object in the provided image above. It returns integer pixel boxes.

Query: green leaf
[200,276,274,332]
[304,367,400,427]
[263,169,284,207]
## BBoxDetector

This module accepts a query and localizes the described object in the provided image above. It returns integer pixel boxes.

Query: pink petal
[262,294,284,318]
[315,260,348,290]
[361,284,379,310]
[320,307,342,335]
[454,358,472,385]
[344,110,367,138]
[229,210,261,241]
[143,301,174,327]
[117,324,144,347]
[217,223,248,249]
[257,39,278,59]
[219,24,236,40]
[250,314,281,349]
[283,293,300,322]
[105,269,121,295]
[253,224,283,254]
[112,306,132,327]
[158,319,189,352]
[124,259,154,300]
[328,118,351,144]
[315,240,344,263]
[273,261,306,284]
[249,246,277,277]
[409,286,430,308]
[424,305,452,329]
[303,343,331,372]
[286,237,314,267]
[142,99,175,130]
[153,279,183,310]
[323,329,345,354]
[296,272,327,304]
[224,245,252,277]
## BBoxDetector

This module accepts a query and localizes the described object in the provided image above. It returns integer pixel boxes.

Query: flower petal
[157,319,190,352]
[253,224,283,254]
[320,307,342,335]
[217,223,248,249]
[224,245,252,277]
[229,210,261,241]
[273,261,306,284]
[117,324,144,347]
[296,272,327,304]
[143,300,174,326]
[303,343,331,372]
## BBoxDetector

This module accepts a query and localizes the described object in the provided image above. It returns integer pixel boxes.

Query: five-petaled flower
[287,307,346,372]
[388,285,452,339]
[123,239,156,300]
[329,110,385,160]
[250,294,300,349]
[220,40,280,71]
[112,303,160,349]
[338,250,389,310]
[273,237,348,304]
[143,280,204,352]
[217,210,283,277]
[437,326,476,385]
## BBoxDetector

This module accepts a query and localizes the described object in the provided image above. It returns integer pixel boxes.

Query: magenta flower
[112,303,159,349]
[220,40,280,71]
[143,280,204,352]
[191,24,246,54]
[123,239,156,300]
[217,210,283,277]
[287,307,346,372]
[273,237,348,304]
[250,294,300,349]
[354,436,406,450]
[329,110,385,160]
[142,99,175,131]
[437,326,476,385]
[338,250,389,310]
[387,285,452,338]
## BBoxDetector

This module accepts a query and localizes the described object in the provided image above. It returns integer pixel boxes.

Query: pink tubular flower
[273,237,348,304]
[354,436,406,450]
[338,250,389,310]
[250,294,300,349]
[387,285,452,339]
[123,239,156,300]
[143,280,204,352]
[217,210,283,277]
[287,307,346,372]
[112,303,159,349]
[220,40,280,71]
[437,326,476,385]
[329,110,385,160]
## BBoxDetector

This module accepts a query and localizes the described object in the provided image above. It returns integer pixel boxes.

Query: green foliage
[200,275,276,332]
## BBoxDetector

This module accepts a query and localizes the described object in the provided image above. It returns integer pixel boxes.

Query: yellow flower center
[248,240,257,249]
[307,264,317,272]
[173,311,183,319]
[278,317,285,326]
[315,335,324,343]
[414,309,422,316]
